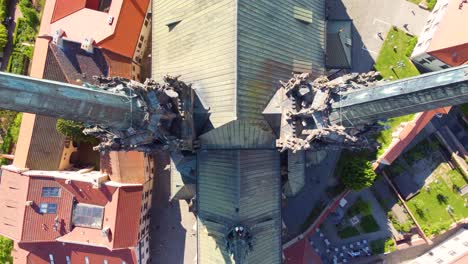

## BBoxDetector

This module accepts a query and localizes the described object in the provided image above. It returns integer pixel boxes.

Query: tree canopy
[56,119,98,145]
[340,157,377,191]
[0,236,13,264]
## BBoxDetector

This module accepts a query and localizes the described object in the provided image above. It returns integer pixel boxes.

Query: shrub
[405,36,418,57]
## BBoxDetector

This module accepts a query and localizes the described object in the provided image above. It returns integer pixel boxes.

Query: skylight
[72,203,104,229]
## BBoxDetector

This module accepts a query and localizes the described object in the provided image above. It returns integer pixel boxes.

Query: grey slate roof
[326,20,352,69]
[153,0,325,130]
[197,150,281,264]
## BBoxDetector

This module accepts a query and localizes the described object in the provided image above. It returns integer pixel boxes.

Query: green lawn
[407,0,421,4]
[374,27,420,80]
[406,169,468,236]
[373,27,421,157]
[360,215,380,233]
[338,226,360,239]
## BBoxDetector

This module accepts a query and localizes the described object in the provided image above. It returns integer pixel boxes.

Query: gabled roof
[427,0,468,54]
[197,150,281,264]
[0,170,29,240]
[50,0,150,58]
[51,0,86,22]
[0,167,142,249]
[14,242,137,264]
[152,0,325,129]
[48,40,109,85]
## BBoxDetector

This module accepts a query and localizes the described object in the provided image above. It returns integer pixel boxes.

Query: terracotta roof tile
[429,43,468,67]
[98,0,150,58]
[427,1,468,54]
[102,49,132,79]
[0,170,29,240]
[100,151,146,184]
[113,186,142,248]
[51,0,86,23]
[18,242,137,264]
[21,176,74,242]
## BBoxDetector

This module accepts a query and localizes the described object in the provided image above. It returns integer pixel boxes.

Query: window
[426,56,435,62]
[72,204,104,229]
[293,6,313,24]
[85,256,90,264]
[39,203,57,214]
[440,65,449,69]
[435,259,443,264]
[49,254,55,264]
[66,256,71,264]
[448,250,456,256]
[42,187,60,197]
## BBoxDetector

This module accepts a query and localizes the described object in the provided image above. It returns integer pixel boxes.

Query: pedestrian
[411,10,415,15]
[403,23,409,30]
[377,32,383,40]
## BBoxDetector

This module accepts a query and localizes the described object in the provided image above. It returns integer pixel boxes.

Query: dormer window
[86,0,112,13]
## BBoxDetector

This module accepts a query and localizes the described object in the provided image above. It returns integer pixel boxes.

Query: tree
[0,24,7,50]
[56,119,98,144]
[340,158,377,191]
[0,236,13,264]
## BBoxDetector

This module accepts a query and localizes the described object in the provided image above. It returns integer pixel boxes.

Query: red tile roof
[0,170,29,240]
[102,49,133,79]
[98,0,149,58]
[22,176,74,242]
[429,43,468,67]
[378,107,451,165]
[100,151,147,184]
[0,168,142,250]
[16,242,137,264]
[49,0,150,59]
[113,186,143,248]
[51,0,86,23]
[284,239,323,264]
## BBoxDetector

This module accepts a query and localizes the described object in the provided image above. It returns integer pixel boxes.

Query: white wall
[411,0,449,58]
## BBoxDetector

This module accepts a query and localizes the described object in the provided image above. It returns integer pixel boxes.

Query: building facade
[411,0,468,71]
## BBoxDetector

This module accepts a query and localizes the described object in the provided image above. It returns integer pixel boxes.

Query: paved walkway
[1,0,22,71]
[322,190,392,245]
[149,153,197,264]
[327,0,430,72]
[282,149,341,241]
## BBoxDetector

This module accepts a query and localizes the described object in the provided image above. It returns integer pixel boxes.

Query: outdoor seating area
[308,228,372,263]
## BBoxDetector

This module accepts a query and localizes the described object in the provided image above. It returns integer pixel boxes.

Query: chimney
[81,37,94,53]
[52,29,64,48]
